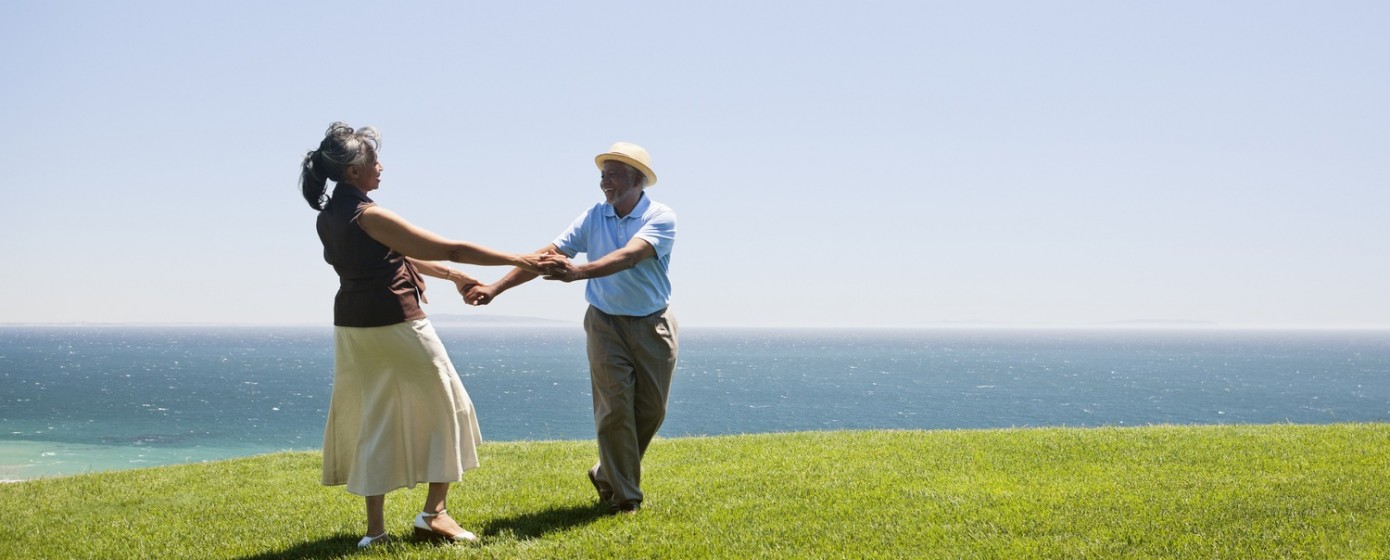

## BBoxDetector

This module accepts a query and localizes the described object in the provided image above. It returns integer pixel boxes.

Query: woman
[299,122,542,547]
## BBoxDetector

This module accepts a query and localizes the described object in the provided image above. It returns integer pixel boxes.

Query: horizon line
[3,320,1389,331]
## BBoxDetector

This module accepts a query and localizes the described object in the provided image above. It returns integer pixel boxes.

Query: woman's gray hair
[299,122,382,210]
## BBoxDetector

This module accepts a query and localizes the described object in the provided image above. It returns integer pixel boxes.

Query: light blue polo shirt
[553,193,676,317]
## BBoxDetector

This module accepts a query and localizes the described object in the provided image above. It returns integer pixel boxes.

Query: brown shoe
[588,466,613,504]
[611,502,641,515]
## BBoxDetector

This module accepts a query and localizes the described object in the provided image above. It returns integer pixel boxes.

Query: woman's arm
[407,257,482,300]
[358,206,544,272]
[407,257,477,283]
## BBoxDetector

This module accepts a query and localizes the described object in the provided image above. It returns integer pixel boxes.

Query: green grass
[2,424,1387,559]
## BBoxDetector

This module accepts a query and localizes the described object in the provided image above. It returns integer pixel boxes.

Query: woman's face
[348,159,383,192]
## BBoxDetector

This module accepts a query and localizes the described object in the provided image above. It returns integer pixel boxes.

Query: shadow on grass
[231,505,609,558]
[480,502,612,540]
[232,533,364,560]
[233,531,487,559]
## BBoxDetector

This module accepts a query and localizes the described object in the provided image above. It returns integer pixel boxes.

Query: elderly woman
[299,122,542,547]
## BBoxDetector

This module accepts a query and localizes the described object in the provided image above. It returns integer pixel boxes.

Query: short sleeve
[635,207,676,258]
[552,209,591,258]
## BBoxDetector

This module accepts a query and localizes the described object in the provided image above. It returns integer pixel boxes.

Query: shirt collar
[331,183,372,205]
[603,191,651,219]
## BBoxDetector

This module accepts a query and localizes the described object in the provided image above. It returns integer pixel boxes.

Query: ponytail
[300,150,328,210]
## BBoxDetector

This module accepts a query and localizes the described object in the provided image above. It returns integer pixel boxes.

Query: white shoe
[357,532,390,548]
[413,509,478,544]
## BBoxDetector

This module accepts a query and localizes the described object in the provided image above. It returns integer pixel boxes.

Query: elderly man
[467,142,677,514]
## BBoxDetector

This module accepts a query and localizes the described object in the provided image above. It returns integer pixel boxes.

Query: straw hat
[594,142,658,186]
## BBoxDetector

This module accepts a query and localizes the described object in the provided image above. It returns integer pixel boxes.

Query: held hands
[514,253,549,274]
[465,284,498,306]
[462,253,585,307]
[450,273,480,299]
[538,253,584,283]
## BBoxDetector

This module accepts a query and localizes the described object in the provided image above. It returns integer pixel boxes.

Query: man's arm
[541,237,656,283]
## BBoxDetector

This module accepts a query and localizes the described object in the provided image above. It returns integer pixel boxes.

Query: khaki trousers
[585,305,678,508]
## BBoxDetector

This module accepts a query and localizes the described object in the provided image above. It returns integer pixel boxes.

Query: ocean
[2,325,1388,481]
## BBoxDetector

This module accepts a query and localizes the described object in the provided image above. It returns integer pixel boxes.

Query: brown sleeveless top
[316,184,427,327]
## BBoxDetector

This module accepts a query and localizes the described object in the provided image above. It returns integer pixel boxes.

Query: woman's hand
[513,252,549,274]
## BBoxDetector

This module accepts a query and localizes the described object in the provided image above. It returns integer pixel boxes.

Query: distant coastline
[0,314,577,328]
[427,313,575,327]
[4,319,1390,330]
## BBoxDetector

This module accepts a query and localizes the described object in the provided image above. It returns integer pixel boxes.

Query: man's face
[599,160,642,206]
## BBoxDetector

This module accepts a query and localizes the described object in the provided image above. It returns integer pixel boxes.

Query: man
[467,142,677,514]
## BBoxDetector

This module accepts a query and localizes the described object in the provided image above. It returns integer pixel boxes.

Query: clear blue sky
[3,1,1387,328]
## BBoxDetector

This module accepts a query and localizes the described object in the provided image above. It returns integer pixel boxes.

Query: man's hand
[455,281,480,302]
[451,272,481,302]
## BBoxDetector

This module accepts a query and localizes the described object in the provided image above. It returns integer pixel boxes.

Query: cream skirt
[321,319,481,496]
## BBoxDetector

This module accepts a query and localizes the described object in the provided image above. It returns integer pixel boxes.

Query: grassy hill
[2,424,1387,559]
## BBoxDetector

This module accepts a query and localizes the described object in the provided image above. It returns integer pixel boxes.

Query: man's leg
[585,306,642,508]
[632,308,678,457]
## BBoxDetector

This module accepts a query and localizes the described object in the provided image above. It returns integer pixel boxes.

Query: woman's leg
[423,482,448,513]
[365,494,386,537]
[422,482,469,534]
